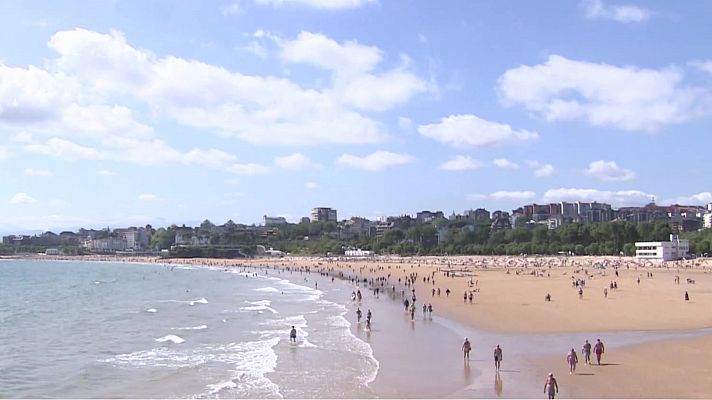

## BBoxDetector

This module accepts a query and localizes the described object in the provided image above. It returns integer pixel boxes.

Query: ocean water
[0,260,378,398]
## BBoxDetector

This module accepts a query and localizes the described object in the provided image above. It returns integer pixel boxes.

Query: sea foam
[155,335,185,344]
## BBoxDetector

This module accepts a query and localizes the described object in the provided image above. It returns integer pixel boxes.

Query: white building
[635,234,690,261]
[704,212,712,229]
[345,249,372,257]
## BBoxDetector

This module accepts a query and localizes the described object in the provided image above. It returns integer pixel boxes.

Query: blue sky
[1,0,712,232]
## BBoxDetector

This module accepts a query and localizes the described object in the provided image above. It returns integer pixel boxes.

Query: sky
[1,0,712,232]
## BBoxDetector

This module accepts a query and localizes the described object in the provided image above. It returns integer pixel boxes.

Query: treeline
[264,220,712,257]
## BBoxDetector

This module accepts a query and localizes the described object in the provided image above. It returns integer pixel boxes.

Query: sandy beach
[15,253,712,398]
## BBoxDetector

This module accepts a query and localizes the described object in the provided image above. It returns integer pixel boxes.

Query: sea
[0,259,379,398]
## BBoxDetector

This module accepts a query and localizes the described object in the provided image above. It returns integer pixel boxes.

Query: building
[635,234,690,261]
[491,211,512,230]
[704,213,712,229]
[344,248,373,257]
[416,211,444,224]
[339,217,372,240]
[300,217,311,224]
[311,207,337,223]
[263,215,288,227]
[371,221,394,239]
[83,237,127,253]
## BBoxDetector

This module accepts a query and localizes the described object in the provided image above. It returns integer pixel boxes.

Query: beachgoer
[428,303,433,315]
[462,338,472,360]
[544,373,558,399]
[685,291,690,301]
[545,293,551,302]
[422,303,427,316]
[290,326,297,343]
[582,340,592,365]
[578,288,583,299]
[594,339,605,365]
[567,348,578,374]
[494,345,503,370]
[604,288,608,298]
[365,319,371,331]
[356,308,362,323]
[366,309,372,323]
[464,291,468,302]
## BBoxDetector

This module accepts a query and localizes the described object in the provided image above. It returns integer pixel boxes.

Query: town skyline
[2,1,712,232]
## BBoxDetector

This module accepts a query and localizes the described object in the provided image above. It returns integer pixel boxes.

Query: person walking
[544,373,558,399]
[582,340,592,365]
[567,348,578,374]
[594,339,605,365]
[494,344,503,371]
[356,308,362,323]
[462,338,472,361]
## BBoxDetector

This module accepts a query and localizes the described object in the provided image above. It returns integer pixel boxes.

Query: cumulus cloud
[274,153,313,170]
[665,192,712,205]
[279,31,427,112]
[581,0,653,23]
[336,150,414,171]
[440,155,482,171]
[542,188,654,206]
[493,158,519,169]
[4,27,430,172]
[526,161,556,178]
[254,0,376,9]
[9,192,37,204]
[24,168,53,177]
[418,114,538,148]
[585,160,637,181]
[226,163,270,175]
[498,55,710,131]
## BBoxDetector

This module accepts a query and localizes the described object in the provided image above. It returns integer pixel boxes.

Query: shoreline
[7,254,712,398]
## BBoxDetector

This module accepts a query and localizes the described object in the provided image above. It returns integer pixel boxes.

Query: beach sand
[20,253,712,398]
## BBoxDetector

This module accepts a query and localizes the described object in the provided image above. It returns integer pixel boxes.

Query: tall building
[416,210,444,224]
[263,215,288,227]
[311,207,337,223]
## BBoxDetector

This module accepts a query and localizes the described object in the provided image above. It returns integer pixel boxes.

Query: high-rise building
[311,207,337,223]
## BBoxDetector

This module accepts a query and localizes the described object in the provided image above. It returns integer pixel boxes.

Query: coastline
[8,254,712,398]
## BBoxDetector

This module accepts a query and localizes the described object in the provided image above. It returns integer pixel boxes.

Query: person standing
[544,373,558,399]
[356,308,362,323]
[494,344,503,371]
[594,339,605,365]
[289,326,297,343]
[567,348,578,374]
[462,338,472,361]
[582,340,592,365]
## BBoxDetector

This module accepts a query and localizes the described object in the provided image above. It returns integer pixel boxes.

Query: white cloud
[227,162,270,175]
[665,192,712,205]
[24,168,53,177]
[493,158,519,169]
[96,169,117,176]
[274,153,313,170]
[581,0,653,23]
[182,148,237,169]
[498,55,709,131]
[336,150,414,171]
[0,146,7,160]
[440,155,482,171]
[690,60,712,75]
[138,193,159,201]
[25,138,103,160]
[9,192,37,204]
[305,182,319,190]
[542,188,653,206]
[11,132,33,143]
[418,114,538,148]
[254,0,376,9]
[534,164,556,178]
[279,31,427,112]
[585,160,637,181]
[526,161,556,178]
